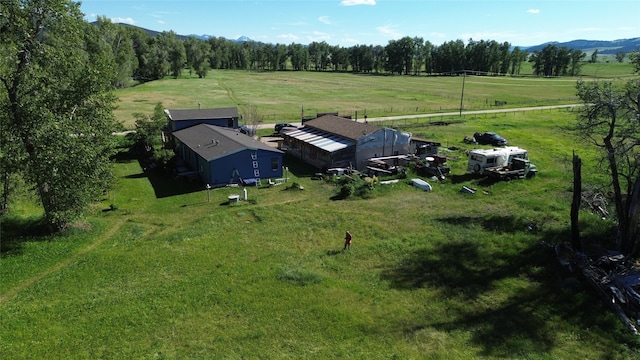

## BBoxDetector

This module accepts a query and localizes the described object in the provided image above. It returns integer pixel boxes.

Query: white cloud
[307,31,332,43]
[377,24,402,38]
[527,9,540,14]
[341,37,360,45]
[319,16,331,25]
[341,0,376,6]
[111,17,135,25]
[277,34,299,42]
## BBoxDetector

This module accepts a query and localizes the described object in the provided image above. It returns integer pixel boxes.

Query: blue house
[172,123,284,187]
[165,107,239,132]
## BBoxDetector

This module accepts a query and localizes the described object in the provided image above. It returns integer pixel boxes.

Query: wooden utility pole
[459,71,466,116]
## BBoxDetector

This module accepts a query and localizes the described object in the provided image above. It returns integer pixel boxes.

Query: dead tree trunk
[571,152,582,251]
[624,173,640,256]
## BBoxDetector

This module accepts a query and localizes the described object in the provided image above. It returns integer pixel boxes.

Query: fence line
[257,99,578,122]
[369,106,579,128]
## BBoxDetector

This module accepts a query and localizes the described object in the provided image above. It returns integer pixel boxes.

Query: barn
[173,123,284,187]
[281,114,412,171]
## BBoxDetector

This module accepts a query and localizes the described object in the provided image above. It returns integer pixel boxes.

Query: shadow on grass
[449,173,504,186]
[380,214,638,357]
[449,173,478,184]
[0,216,59,256]
[326,249,343,256]
[140,168,204,199]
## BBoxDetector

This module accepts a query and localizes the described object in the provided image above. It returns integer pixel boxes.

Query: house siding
[171,118,237,132]
[176,143,283,187]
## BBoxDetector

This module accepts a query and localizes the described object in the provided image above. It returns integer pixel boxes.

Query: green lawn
[2,101,639,358]
[113,63,635,128]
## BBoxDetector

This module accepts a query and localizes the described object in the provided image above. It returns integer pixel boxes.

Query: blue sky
[80,0,639,47]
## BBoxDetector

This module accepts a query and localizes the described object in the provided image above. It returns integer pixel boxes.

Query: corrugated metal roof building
[282,115,411,171]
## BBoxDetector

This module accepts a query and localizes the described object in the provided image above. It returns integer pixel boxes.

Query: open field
[113,62,636,128]
[3,102,640,357]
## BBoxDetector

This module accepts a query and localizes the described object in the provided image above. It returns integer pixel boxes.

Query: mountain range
[114,23,639,55]
[521,38,640,55]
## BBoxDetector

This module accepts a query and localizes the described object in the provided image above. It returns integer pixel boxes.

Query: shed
[282,115,411,171]
[173,124,284,187]
[410,137,441,158]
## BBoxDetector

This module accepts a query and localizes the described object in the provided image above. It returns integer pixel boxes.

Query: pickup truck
[484,157,537,180]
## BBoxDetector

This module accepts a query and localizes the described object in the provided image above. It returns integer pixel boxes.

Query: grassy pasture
[114,62,635,128]
[2,68,640,358]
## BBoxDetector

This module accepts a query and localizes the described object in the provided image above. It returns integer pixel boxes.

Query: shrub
[336,176,374,199]
[152,149,175,169]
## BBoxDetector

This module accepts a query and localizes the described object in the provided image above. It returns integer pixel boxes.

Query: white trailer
[467,146,530,174]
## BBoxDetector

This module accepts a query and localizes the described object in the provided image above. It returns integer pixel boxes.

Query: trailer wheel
[474,164,481,173]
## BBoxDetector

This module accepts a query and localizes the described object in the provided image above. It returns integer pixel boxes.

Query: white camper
[467,146,529,174]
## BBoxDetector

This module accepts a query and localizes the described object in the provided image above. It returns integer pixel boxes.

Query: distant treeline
[95,17,602,88]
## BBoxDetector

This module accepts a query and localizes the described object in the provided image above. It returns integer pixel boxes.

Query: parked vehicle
[274,123,297,134]
[484,157,537,180]
[474,132,507,146]
[238,125,255,136]
[467,146,531,174]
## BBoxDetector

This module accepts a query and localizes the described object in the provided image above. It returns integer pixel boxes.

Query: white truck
[467,146,536,178]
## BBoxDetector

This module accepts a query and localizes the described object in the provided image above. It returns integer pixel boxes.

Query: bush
[152,149,175,169]
[336,176,374,199]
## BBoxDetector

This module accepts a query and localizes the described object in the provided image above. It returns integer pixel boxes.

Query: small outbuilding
[165,107,239,132]
[410,137,441,158]
[282,114,411,171]
[173,123,284,187]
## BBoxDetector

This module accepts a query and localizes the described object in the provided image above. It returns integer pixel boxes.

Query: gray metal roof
[285,127,355,152]
[165,107,239,121]
[173,124,283,161]
[303,114,382,140]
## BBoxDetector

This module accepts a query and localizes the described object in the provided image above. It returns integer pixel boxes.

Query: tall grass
[114,63,635,128]
[2,71,639,358]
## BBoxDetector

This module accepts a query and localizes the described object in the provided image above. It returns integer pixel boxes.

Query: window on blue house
[271,157,279,171]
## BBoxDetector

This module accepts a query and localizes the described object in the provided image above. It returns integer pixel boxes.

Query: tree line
[93,17,594,87]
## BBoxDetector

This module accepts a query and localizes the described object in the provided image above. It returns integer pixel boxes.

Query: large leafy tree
[184,36,210,78]
[94,16,138,88]
[530,44,583,77]
[0,0,119,230]
[158,31,186,78]
[631,51,640,73]
[575,77,640,255]
[132,102,166,154]
[385,37,413,75]
[289,43,308,71]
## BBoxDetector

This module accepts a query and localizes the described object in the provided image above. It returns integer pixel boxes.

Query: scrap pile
[555,243,640,335]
